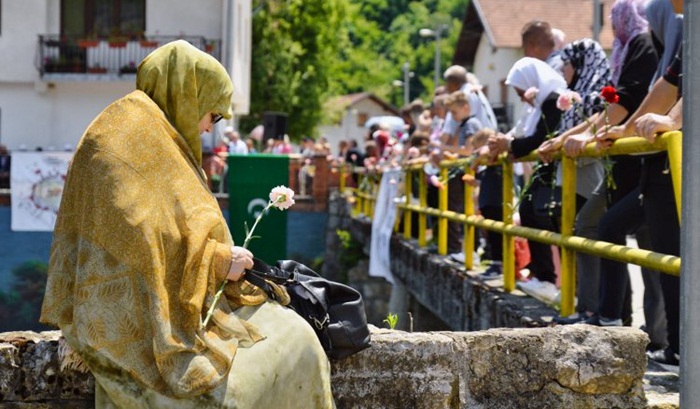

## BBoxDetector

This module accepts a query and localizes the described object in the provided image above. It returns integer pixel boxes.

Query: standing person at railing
[440,67,497,261]
[539,0,659,332]
[536,38,612,324]
[470,128,504,277]
[488,57,568,298]
[590,0,683,367]
[442,90,483,259]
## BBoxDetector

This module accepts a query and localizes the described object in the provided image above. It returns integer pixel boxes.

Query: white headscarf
[506,57,568,137]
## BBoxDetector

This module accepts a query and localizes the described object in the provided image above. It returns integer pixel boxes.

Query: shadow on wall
[0,261,52,332]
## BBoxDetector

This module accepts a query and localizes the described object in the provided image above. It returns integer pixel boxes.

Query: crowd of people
[351,0,683,367]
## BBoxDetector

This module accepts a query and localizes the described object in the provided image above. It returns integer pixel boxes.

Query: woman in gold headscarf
[40,40,334,408]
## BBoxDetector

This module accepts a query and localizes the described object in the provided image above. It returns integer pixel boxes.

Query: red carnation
[601,86,619,104]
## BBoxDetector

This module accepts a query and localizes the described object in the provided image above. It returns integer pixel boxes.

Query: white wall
[225,0,251,115]
[319,98,398,156]
[0,0,49,83]
[0,82,134,150]
[0,0,251,150]
[146,0,223,38]
[471,36,527,128]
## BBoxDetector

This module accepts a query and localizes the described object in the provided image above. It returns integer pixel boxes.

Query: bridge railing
[341,131,682,316]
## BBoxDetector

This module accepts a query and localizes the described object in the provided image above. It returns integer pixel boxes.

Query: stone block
[332,326,649,409]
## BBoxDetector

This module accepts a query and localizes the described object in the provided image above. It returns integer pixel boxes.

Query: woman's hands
[227,246,254,281]
[537,135,564,162]
[634,113,679,143]
[487,133,512,157]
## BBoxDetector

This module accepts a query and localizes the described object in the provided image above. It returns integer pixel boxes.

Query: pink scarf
[610,0,650,85]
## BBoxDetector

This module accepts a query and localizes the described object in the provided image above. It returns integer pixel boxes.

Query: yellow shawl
[41,41,267,397]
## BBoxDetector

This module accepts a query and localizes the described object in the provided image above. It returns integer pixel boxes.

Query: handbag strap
[243,258,294,304]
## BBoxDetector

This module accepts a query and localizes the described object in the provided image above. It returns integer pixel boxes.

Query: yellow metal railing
[345,131,682,316]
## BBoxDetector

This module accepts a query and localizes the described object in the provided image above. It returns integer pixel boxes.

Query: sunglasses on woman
[211,113,224,124]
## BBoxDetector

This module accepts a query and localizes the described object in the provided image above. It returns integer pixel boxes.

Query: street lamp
[420,25,448,93]
[392,63,414,106]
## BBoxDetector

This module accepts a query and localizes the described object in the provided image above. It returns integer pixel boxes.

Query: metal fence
[343,131,682,317]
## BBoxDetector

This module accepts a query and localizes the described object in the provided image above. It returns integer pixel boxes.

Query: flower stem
[201,199,280,329]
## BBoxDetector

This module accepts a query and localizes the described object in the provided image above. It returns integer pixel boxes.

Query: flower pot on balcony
[87,67,108,74]
[140,40,159,48]
[78,39,100,48]
[108,40,128,48]
[119,66,138,75]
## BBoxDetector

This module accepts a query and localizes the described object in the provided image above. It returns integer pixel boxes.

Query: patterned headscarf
[610,0,650,85]
[506,57,568,136]
[137,40,233,166]
[559,39,612,131]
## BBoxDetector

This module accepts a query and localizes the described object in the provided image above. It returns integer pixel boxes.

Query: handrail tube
[397,203,680,276]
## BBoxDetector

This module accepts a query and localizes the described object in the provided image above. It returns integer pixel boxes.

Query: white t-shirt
[229,139,248,155]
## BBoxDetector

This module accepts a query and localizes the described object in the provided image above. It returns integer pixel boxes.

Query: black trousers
[641,154,680,353]
[597,186,642,323]
[480,205,503,262]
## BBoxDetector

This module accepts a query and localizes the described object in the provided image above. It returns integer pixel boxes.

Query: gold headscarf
[136,40,233,166]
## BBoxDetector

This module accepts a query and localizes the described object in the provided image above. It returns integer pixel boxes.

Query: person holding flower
[592,0,683,366]
[488,57,568,290]
[40,41,334,408]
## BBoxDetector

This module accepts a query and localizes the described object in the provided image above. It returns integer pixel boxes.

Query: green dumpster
[227,154,289,263]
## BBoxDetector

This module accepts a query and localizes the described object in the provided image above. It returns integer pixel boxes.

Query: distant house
[0,0,252,151]
[452,0,615,128]
[319,92,400,155]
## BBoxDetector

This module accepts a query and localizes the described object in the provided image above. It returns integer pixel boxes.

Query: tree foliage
[241,0,469,138]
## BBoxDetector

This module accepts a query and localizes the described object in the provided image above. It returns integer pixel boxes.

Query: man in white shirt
[225,126,248,155]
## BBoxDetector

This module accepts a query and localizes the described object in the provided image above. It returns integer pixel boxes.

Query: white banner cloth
[369,169,402,283]
[10,152,72,231]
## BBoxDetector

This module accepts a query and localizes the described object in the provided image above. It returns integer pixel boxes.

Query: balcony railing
[37,35,222,78]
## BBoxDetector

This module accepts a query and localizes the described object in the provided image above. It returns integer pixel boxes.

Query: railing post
[559,155,577,316]
[464,165,475,269]
[358,173,366,216]
[438,167,448,255]
[667,131,683,222]
[418,169,428,247]
[369,174,376,220]
[339,163,346,194]
[502,160,515,292]
[404,169,413,239]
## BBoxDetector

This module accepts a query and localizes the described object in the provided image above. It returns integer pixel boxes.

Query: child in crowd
[442,90,483,259]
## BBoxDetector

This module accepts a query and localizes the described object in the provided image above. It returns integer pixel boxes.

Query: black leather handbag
[244,258,371,360]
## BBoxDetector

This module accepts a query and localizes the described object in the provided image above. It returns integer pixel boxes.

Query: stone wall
[341,212,558,332]
[0,326,665,408]
[323,192,393,327]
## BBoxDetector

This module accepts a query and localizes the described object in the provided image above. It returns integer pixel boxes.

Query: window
[61,0,145,38]
[356,113,368,127]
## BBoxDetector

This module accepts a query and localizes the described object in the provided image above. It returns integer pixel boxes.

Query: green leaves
[242,0,469,138]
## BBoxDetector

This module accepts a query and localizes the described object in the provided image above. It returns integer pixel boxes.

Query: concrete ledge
[0,326,678,408]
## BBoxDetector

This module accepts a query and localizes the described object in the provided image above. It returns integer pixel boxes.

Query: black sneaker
[553,312,588,325]
[481,262,503,278]
[647,347,679,366]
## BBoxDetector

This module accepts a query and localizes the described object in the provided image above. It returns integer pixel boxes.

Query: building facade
[0,0,251,151]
